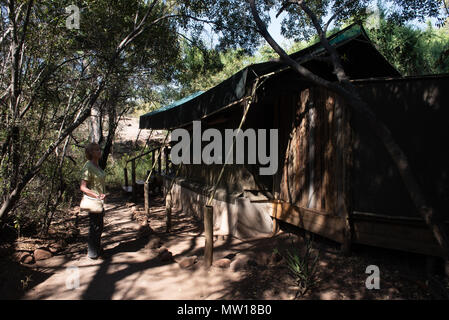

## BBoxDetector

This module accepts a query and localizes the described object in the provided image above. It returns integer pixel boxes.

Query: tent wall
[352,75,449,219]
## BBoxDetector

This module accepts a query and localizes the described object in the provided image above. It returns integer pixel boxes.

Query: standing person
[80,142,107,259]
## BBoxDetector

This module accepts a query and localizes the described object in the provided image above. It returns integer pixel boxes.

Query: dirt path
[2,116,446,300]
[16,192,299,300]
[6,189,442,300]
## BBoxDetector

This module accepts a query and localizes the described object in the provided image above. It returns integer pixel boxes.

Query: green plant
[105,152,155,188]
[20,275,32,290]
[276,236,320,298]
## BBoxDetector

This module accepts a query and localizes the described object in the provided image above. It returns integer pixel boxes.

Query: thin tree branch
[276,1,294,18]
[19,55,86,119]
[248,0,335,90]
[296,0,350,82]
[323,0,357,33]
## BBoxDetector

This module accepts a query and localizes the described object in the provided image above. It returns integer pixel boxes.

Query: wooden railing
[123,145,172,201]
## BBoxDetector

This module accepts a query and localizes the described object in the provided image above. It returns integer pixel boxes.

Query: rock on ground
[14,252,35,264]
[33,248,52,261]
[157,247,173,262]
[177,256,198,269]
[146,237,162,249]
[213,258,232,269]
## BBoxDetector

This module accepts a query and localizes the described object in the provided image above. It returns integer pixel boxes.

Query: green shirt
[81,161,106,196]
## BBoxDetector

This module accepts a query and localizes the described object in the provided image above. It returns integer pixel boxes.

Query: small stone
[132,210,147,222]
[132,206,144,213]
[13,252,32,264]
[34,248,52,261]
[56,239,67,247]
[158,248,173,262]
[21,253,35,264]
[320,290,338,300]
[48,243,63,254]
[230,256,249,272]
[137,225,151,238]
[156,246,168,253]
[178,256,198,269]
[67,228,79,239]
[146,237,161,249]
[138,218,148,227]
[388,288,399,295]
[213,258,232,269]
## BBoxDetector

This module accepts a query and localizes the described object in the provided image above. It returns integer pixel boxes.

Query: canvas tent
[138,23,449,258]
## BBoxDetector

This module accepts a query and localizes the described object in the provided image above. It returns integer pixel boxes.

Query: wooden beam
[144,181,150,215]
[166,192,172,233]
[158,148,162,175]
[352,218,445,257]
[164,146,169,174]
[131,159,136,202]
[271,200,345,243]
[124,167,128,188]
[204,205,214,268]
[152,150,155,171]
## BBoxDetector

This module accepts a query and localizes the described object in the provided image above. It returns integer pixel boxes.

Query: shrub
[275,235,320,298]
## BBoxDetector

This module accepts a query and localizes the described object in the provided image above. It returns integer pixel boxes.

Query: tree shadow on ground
[0,256,53,299]
[205,221,440,300]
[9,188,446,300]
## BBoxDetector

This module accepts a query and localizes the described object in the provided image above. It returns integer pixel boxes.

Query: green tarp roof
[142,91,204,118]
[140,23,400,130]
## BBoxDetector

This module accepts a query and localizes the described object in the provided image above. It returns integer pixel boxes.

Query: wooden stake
[204,205,213,268]
[272,200,280,237]
[131,159,136,202]
[152,150,155,170]
[164,146,169,174]
[144,181,150,215]
[272,218,279,237]
[166,192,172,233]
[124,167,128,188]
[158,147,162,175]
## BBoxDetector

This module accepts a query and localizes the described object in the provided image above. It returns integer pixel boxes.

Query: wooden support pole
[164,146,169,174]
[271,200,280,237]
[272,218,279,237]
[165,192,172,233]
[152,150,155,171]
[168,147,172,173]
[204,205,213,268]
[124,167,128,187]
[131,159,136,202]
[158,148,162,175]
[144,181,150,215]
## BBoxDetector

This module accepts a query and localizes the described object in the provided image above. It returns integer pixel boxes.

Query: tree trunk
[99,104,117,170]
[90,103,102,143]
[0,107,92,223]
